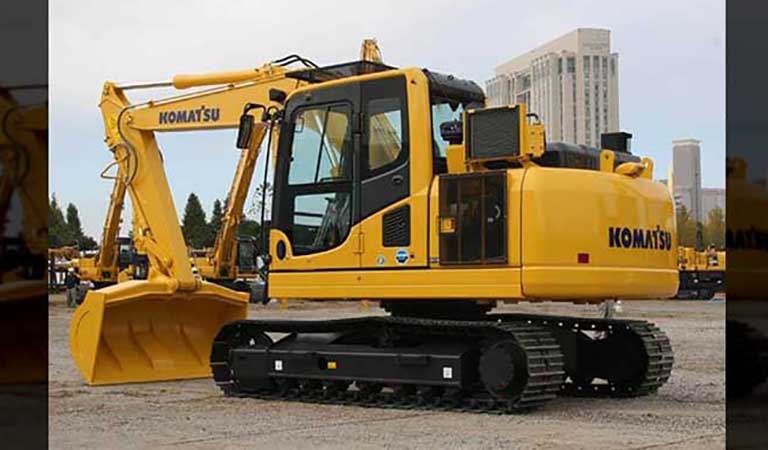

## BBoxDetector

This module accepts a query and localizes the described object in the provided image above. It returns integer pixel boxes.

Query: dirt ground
[49,295,725,449]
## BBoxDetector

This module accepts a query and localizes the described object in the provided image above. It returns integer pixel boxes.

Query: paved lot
[49,295,724,449]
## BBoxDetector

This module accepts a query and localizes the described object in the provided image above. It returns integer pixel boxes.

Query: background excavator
[64,158,147,307]
[48,245,78,292]
[71,44,677,413]
[675,245,725,300]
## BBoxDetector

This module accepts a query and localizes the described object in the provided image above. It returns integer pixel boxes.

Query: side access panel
[429,169,523,269]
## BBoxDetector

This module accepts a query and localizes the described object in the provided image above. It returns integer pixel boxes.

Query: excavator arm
[206,125,267,279]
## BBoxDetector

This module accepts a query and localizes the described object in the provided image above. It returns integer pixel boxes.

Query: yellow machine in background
[65,159,147,307]
[675,246,725,299]
[71,50,677,411]
[187,117,266,296]
[48,245,78,292]
[360,38,383,63]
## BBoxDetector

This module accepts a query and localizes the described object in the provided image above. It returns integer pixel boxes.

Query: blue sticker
[395,248,409,264]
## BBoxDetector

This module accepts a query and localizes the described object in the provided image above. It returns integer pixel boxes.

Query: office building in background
[671,139,703,222]
[670,139,724,222]
[702,187,725,219]
[486,28,620,147]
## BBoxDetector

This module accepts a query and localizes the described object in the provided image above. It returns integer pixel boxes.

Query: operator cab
[235,236,258,275]
[116,236,133,270]
[246,62,486,263]
[115,236,148,280]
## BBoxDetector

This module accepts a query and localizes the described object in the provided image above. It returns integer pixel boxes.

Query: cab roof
[286,60,485,105]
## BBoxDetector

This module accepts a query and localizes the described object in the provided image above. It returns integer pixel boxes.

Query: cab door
[357,74,428,269]
[269,83,362,271]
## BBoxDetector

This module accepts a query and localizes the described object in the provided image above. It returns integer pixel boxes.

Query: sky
[49,0,725,239]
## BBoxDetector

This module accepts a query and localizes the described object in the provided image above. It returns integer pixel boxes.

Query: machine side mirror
[440,120,463,145]
[236,113,255,149]
[269,88,287,104]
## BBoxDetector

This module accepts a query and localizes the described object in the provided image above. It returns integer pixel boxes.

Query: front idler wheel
[479,339,528,401]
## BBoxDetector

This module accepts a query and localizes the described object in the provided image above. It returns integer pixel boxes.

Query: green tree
[48,196,98,249]
[64,203,99,250]
[676,204,698,248]
[205,198,224,247]
[48,194,69,247]
[181,193,209,248]
[65,203,84,242]
[703,207,725,250]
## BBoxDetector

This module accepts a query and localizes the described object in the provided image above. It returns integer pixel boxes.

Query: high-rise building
[486,28,620,147]
[702,188,725,218]
[671,139,703,223]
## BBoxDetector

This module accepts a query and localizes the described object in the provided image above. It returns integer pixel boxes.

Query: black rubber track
[211,313,673,413]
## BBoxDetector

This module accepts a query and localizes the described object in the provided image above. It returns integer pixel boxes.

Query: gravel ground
[49,295,725,449]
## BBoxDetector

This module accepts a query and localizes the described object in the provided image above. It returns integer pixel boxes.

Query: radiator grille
[467,106,521,160]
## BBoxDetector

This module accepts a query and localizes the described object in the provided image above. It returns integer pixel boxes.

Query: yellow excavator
[186,120,264,297]
[71,49,677,412]
[48,245,79,292]
[675,245,725,300]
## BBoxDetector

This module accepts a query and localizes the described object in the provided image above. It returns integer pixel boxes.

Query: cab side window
[366,97,404,174]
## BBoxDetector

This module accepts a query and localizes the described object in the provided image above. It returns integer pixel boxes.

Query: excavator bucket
[69,279,248,385]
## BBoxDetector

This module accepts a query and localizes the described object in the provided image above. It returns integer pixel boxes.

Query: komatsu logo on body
[158,106,220,124]
[609,226,672,250]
